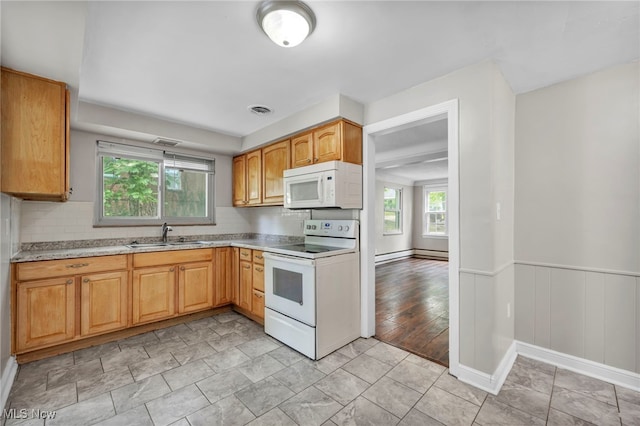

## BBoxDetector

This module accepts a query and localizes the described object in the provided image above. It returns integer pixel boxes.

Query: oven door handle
[263,252,315,266]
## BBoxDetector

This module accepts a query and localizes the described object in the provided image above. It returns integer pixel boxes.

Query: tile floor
[2,311,639,426]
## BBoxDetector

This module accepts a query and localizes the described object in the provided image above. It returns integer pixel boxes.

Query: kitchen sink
[125,241,208,249]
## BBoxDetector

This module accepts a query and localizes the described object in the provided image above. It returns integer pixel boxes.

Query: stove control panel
[303,220,358,238]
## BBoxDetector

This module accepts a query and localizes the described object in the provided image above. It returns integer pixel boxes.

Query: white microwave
[284,161,362,209]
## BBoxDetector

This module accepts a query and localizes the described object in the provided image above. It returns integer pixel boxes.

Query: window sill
[422,234,448,239]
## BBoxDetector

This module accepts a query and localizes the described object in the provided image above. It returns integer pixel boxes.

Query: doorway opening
[360,99,460,376]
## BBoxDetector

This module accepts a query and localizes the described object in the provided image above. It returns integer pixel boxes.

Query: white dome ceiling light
[256,1,316,48]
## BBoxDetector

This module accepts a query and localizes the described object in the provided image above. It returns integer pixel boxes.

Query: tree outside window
[424,188,447,236]
[383,186,402,234]
[97,141,215,226]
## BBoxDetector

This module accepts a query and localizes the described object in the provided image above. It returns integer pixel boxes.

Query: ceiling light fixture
[256,1,316,48]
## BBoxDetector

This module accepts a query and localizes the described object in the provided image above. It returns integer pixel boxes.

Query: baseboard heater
[375,249,449,264]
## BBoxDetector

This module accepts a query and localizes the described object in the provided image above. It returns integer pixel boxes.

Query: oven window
[273,268,303,304]
[290,181,319,201]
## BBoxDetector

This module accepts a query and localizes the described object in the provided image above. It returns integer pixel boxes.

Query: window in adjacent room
[383,186,402,234]
[96,141,215,226]
[424,186,447,236]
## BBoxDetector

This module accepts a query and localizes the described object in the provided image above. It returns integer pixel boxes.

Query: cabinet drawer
[252,250,264,264]
[239,248,252,261]
[17,255,128,281]
[251,290,265,319]
[133,248,213,268]
[253,263,264,292]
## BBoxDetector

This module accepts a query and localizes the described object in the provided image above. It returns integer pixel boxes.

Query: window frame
[95,141,216,227]
[382,186,403,235]
[423,185,448,238]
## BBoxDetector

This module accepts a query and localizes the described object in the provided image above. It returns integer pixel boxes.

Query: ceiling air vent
[248,105,273,116]
[152,137,181,147]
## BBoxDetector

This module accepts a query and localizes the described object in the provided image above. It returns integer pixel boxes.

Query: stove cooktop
[272,243,343,254]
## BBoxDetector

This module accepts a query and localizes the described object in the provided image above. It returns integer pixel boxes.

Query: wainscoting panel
[515,263,639,375]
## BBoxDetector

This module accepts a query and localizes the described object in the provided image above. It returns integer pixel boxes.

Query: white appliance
[283,161,362,209]
[264,219,360,360]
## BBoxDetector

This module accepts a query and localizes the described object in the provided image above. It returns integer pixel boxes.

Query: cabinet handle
[66,279,73,285]
[243,265,251,270]
[82,278,90,283]
[255,267,263,272]
[255,255,263,260]
[241,252,249,257]
[66,263,89,269]
[255,292,263,299]
[313,158,319,163]
[180,266,185,271]
[170,267,175,272]
[306,159,311,163]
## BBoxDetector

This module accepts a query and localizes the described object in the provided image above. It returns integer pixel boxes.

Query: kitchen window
[424,186,447,236]
[95,141,215,226]
[383,186,402,234]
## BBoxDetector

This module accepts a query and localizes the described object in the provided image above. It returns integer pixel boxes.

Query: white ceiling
[1,1,638,142]
[375,118,448,183]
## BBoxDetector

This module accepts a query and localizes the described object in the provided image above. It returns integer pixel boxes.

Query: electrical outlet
[507,302,511,318]
[496,202,501,220]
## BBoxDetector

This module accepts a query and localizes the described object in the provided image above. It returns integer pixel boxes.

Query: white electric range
[263,219,360,360]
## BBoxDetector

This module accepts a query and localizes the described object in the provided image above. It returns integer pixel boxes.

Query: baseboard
[374,249,414,264]
[516,341,640,392]
[1,356,18,410]
[414,249,449,260]
[455,340,517,395]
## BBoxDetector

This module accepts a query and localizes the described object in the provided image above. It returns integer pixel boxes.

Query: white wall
[514,61,640,374]
[365,61,516,375]
[18,129,318,244]
[374,178,413,255]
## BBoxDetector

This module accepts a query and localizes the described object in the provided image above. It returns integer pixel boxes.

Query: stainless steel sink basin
[125,241,208,249]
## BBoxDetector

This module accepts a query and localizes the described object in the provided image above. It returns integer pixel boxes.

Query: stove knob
[344,226,350,231]
[338,226,343,231]
[311,225,317,230]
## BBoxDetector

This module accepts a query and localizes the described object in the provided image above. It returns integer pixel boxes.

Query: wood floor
[375,257,449,367]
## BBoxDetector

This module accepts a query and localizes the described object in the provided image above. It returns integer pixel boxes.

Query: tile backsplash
[20,201,310,244]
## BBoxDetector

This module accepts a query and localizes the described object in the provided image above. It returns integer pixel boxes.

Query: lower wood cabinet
[80,271,128,336]
[238,258,253,311]
[16,277,75,351]
[215,247,233,306]
[178,261,213,314]
[132,265,176,325]
[12,246,261,356]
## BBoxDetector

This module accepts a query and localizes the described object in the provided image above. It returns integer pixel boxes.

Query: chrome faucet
[161,222,173,243]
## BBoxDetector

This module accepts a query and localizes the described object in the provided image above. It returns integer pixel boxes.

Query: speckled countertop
[12,234,303,263]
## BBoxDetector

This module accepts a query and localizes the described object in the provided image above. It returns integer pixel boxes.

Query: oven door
[264,253,316,326]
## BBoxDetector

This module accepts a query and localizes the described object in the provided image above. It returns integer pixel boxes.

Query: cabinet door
[251,290,265,319]
[291,132,313,168]
[178,261,213,314]
[238,260,252,311]
[252,263,265,292]
[314,122,342,164]
[80,271,128,336]
[246,150,262,205]
[1,68,70,200]
[231,247,240,305]
[232,155,247,206]
[132,266,176,325]
[215,247,232,306]
[16,277,75,351]
[262,140,290,205]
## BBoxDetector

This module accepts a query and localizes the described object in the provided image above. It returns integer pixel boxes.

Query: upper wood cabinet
[291,132,313,168]
[292,119,362,168]
[233,119,361,207]
[232,155,247,206]
[1,67,71,201]
[233,150,262,206]
[246,150,262,205]
[262,140,290,205]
